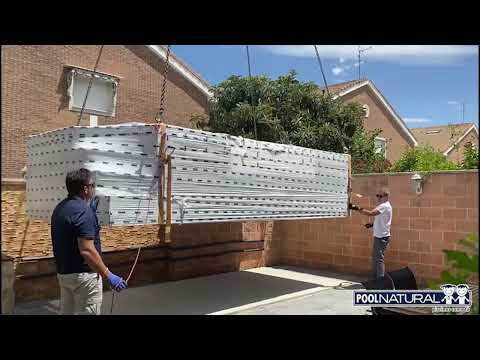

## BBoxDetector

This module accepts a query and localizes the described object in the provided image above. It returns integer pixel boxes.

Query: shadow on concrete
[14,300,60,315]
[15,269,322,315]
[15,265,371,315]
[104,270,321,315]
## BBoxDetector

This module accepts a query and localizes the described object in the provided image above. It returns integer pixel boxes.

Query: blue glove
[107,272,127,292]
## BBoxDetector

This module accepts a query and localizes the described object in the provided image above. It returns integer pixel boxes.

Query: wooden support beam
[347,154,352,217]
[165,154,173,243]
[157,123,168,243]
[158,126,166,225]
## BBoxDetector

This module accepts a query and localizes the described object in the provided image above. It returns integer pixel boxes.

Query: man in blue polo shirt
[51,168,127,315]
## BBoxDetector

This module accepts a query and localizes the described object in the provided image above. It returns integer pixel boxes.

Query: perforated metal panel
[25,123,159,225]
[25,123,349,225]
[166,125,349,223]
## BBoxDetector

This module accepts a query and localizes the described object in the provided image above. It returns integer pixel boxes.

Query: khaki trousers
[57,272,103,315]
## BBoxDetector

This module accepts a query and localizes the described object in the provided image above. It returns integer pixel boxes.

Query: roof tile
[319,79,368,96]
[410,123,476,153]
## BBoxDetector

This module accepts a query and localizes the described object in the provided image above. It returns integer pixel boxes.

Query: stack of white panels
[25,123,350,225]
[25,123,159,226]
[166,125,349,223]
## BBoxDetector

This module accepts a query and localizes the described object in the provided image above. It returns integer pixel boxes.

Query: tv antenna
[358,46,372,79]
[448,100,467,122]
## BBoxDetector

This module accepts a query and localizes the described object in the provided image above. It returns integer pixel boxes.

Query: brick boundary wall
[13,241,271,303]
[1,254,15,314]
[2,170,477,302]
[2,180,278,302]
[272,170,479,287]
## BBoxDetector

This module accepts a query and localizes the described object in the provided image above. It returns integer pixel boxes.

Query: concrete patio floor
[14,266,371,315]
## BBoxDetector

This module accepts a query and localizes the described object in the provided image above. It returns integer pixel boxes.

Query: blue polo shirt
[51,195,102,274]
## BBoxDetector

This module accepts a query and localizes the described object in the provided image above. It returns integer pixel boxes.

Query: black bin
[387,267,418,290]
[362,274,395,290]
[361,267,419,315]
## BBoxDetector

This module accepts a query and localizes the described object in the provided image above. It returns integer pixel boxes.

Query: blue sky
[172,45,478,129]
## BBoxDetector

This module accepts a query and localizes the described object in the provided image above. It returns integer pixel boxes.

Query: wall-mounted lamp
[411,173,424,195]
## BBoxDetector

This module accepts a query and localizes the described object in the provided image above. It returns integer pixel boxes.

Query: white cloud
[403,117,433,123]
[331,58,356,77]
[448,101,460,105]
[264,45,478,65]
[332,66,344,76]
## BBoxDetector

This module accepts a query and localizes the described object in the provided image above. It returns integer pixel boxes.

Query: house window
[362,104,370,118]
[375,137,387,158]
[465,141,476,150]
[67,68,118,117]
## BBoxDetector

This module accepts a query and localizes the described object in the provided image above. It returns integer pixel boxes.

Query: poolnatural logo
[353,284,472,313]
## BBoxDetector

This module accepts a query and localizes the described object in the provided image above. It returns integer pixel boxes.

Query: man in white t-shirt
[350,188,393,279]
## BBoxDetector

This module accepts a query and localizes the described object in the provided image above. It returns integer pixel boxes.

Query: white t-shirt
[373,201,392,238]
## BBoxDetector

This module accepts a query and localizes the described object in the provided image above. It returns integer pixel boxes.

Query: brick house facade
[1,45,210,180]
[2,49,421,177]
[322,79,418,164]
[411,123,479,164]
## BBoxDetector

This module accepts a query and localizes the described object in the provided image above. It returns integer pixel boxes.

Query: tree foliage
[390,145,459,172]
[428,233,479,315]
[191,71,385,173]
[462,142,479,169]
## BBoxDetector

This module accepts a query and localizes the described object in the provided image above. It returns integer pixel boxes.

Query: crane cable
[77,45,105,126]
[110,45,172,315]
[245,45,258,141]
[156,45,172,123]
[313,45,330,96]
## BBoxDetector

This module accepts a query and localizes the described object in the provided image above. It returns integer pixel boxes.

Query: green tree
[391,145,459,172]
[462,142,479,169]
[191,71,386,174]
[428,233,479,315]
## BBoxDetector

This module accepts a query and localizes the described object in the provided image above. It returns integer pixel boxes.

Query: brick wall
[1,180,274,260]
[274,170,479,286]
[1,45,208,179]
[2,254,15,314]
[4,171,477,302]
[2,180,273,302]
[13,241,270,303]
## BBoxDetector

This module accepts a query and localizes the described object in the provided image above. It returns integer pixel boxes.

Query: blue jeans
[372,236,390,279]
